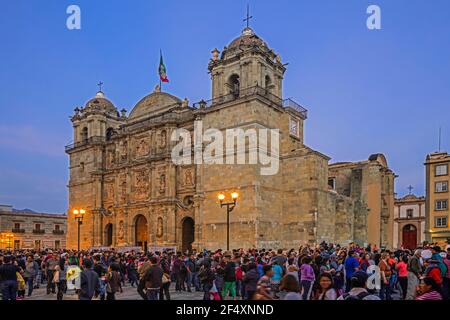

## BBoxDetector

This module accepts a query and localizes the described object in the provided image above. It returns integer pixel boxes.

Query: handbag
[162,273,170,284]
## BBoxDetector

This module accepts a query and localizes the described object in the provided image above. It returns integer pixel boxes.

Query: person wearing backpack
[337,270,380,300]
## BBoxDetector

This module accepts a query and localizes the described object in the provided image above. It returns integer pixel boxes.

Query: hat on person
[350,270,369,288]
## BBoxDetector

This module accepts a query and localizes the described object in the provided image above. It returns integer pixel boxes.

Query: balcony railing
[32,229,45,234]
[65,136,106,152]
[193,85,307,119]
[52,230,65,235]
[11,228,25,233]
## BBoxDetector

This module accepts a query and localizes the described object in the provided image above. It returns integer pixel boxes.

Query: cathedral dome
[84,91,117,114]
[128,91,182,121]
[227,27,267,50]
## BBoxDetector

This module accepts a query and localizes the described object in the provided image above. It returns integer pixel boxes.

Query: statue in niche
[156,217,163,238]
[121,140,128,161]
[136,139,148,157]
[104,182,114,201]
[107,150,115,167]
[184,168,193,186]
[159,174,166,194]
[119,175,127,203]
[118,220,125,240]
[159,131,167,148]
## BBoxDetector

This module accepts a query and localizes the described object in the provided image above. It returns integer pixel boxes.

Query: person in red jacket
[423,259,442,286]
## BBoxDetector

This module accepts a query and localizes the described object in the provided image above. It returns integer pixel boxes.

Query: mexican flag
[159,50,169,83]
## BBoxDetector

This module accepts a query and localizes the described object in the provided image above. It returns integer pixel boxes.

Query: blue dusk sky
[0,0,449,213]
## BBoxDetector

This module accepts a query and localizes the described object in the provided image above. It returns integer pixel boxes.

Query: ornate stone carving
[159,173,166,195]
[103,182,114,202]
[134,169,149,200]
[119,174,127,204]
[136,138,149,157]
[118,220,125,240]
[184,168,194,186]
[159,130,167,148]
[156,217,163,238]
[107,149,115,167]
[121,140,128,161]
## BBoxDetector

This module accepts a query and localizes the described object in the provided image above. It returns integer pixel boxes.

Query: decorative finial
[154,84,161,93]
[407,185,414,195]
[211,48,220,61]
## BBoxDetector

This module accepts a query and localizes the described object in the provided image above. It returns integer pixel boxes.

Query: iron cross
[243,4,253,28]
[407,185,414,195]
[97,81,104,92]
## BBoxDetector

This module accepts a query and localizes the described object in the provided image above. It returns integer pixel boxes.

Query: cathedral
[66,26,395,252]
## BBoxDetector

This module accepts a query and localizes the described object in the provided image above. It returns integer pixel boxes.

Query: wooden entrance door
[402,224,417,250]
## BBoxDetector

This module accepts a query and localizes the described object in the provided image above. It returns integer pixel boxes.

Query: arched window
[106,127,114,141]
[81,127,88,142]
[228,74,240,98]
[265,75,272,90]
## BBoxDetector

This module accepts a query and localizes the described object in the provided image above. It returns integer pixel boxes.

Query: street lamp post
[73,209,85,251]
[218,192,239,251]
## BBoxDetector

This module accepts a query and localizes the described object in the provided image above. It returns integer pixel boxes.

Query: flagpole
[160,49,162,92]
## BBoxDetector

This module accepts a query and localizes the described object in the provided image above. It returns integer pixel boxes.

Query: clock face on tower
[290,118,298,136]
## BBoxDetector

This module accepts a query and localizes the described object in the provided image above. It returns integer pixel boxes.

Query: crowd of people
[0,241,449,301]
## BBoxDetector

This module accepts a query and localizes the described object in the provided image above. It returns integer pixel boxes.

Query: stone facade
[66,27,392,251]
[328,154,396,248]
[393,194,426,249]
[0,205,66,250]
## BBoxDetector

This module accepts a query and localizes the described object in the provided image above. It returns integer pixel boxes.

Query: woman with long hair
[314,273,338,300]
[280,274,301,300]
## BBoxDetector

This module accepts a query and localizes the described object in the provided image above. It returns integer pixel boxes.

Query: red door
[402,225,417,250]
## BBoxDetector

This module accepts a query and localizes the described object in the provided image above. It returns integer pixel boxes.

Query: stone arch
[181,216,195,254]
[81,127,88,142]
[106,127,114,141]
[133,214,148,252]
[228,74,240,98]
[104,223,113,247]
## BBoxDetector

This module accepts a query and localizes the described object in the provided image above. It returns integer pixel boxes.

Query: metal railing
[32,229,45,234]
[65,136,106,152]
[11,228,25,233]
[52,230,65,235]
[193,85,307,118]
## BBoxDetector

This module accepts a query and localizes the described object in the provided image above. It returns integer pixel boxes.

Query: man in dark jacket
[143,256,163,300]
[243,262,259,300]
[0,256,20,300]
[222,255,237,300]
[79,259,100,300]
[198,263,215,300]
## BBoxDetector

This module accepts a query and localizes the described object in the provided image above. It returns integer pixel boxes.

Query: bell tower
[208,27,286,100]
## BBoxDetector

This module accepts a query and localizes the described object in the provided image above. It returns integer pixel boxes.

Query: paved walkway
[26,283,204,300]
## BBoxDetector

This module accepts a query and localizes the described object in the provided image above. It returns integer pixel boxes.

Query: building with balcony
[0,205,66,250]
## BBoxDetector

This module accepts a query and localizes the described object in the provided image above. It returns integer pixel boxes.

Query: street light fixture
[217,192,239,251]
[73,208,86,251]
